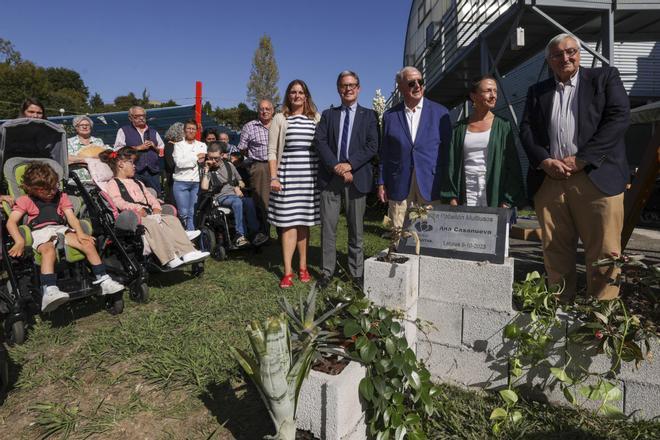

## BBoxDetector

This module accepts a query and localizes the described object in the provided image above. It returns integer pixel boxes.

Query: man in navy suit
[315,70,379,288]
[520,33,630,301]
[378,66,452,228]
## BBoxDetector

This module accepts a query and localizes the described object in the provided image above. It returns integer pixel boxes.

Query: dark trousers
[136,169,162,196]
[320,175,366,279]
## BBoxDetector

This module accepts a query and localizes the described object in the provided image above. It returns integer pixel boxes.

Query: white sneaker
[166,257,184,269]
[182,250,210,263]
[41,285,70,313]
[98,275,125,295]
[186,230,201,240]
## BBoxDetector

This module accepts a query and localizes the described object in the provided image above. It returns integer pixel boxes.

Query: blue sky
[3,0,411,112]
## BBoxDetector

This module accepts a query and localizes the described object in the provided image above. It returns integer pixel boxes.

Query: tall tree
[89,93,105,112]
[0,38,22,65]
[0,61,49,118]
[246,35,280,109]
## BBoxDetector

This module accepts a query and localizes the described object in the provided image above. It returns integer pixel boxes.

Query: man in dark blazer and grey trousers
[520,33,630,301]
[314,70,379,288]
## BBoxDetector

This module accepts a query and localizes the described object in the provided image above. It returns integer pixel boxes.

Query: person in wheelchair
[5,162,125,312]
[100,148,209,269]
[200,142,268,247]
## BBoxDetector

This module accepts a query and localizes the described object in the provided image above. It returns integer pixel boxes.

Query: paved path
[509,227,660,283]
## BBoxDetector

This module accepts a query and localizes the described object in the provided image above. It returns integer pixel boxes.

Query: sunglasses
[407,79,424,88]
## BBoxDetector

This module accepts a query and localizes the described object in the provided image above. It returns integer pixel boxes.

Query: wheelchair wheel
[199,226,216,254]
[107,294,124,315]
[8,320,25,346]
[214,245,227,261]
[131,282,149,303]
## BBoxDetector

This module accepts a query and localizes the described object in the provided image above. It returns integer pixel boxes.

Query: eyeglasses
[207,156,222,162]
[76,124,91,128]
[550,47,579,60]
[339,83,359,91]
[258,108,273,113]
[406,79,424,89]
[130,114,146,119]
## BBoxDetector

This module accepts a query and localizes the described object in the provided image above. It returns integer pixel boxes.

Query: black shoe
[316,276,331,290]
[353,276,364,290]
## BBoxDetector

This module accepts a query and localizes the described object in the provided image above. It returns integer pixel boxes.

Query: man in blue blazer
[520,33,630,301]
[377,66,452,228]
[315,70,379,288]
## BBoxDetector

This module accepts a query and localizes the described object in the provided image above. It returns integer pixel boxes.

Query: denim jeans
[217,194,259,237]
[173,180,199,230]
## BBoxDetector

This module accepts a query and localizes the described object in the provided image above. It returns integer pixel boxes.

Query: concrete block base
[297,361,368,440]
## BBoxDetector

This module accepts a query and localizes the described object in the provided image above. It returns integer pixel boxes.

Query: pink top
[13,193,74,227]
[105,178,162,213]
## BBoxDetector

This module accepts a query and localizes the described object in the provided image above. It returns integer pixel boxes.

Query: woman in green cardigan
[441,75,524,208]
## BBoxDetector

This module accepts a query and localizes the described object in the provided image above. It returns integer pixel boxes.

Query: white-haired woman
[68,115,106,163]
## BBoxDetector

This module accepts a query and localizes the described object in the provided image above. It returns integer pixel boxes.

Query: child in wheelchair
[200,142,267,248]
[6,162,125,312]
[99,148,209,269]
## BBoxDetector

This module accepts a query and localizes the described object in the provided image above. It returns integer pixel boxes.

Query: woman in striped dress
[268,79,321,288]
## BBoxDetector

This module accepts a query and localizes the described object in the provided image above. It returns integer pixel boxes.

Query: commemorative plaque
[398,205,510,264]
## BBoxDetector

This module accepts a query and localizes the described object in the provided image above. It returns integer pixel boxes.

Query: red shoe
[279,273,295,289]
[299,268,312,283]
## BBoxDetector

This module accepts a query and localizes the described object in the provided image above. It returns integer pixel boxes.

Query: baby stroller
[0,119,126,345]
[70,159,205,280]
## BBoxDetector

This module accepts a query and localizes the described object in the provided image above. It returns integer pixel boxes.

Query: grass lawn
[0,205,658,439]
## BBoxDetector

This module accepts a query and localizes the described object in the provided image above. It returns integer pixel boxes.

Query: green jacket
[441,116,525,207]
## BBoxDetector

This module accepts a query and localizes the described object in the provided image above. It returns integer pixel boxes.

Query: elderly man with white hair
[377,66,452,228]
[114,106,165,193]
[67,115,106,163]
[520,33,630,301]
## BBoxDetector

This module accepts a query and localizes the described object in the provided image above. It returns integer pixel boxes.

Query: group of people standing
[15,32,630,301]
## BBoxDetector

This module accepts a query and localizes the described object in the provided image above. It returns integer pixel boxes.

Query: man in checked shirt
[238,99,275,238]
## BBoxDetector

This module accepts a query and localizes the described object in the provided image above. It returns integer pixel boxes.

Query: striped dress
[267,115,320,227]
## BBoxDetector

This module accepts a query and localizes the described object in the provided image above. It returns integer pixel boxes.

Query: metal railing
[386,0,517,109]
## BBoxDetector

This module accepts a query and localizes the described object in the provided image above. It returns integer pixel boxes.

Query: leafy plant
[491,263,658,435]
[317,287,439,440]
[381,206,428,261]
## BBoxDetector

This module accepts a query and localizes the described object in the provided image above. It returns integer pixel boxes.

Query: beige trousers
[388,172,436,229]
[249,161,270,233]
[534,172,623,300]
[142,214,195,264]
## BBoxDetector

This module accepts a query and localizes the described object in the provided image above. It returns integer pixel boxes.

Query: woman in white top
[172,120,207,230]
[441,75,524,208]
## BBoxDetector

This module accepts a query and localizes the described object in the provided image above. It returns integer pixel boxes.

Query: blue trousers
[216,194,259,237]
[173,180,199,230]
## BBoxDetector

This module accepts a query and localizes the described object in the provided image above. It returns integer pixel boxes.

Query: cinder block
[364,253,419,312]
[419,256,514,312]
[416,298,462,347]
[417,341,508,389]
[400,300,419,349]
[624,380,660,419]
[462,306,513,353]
[297,361,368,440]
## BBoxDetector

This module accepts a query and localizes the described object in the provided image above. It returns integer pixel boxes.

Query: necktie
[339,106,350,162]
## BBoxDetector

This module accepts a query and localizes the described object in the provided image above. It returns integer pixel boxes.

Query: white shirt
[114,125,165,151]
[172,140,207,182]
[549,70,579,159]
[404,97,424,143]
[463,129,490,207]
